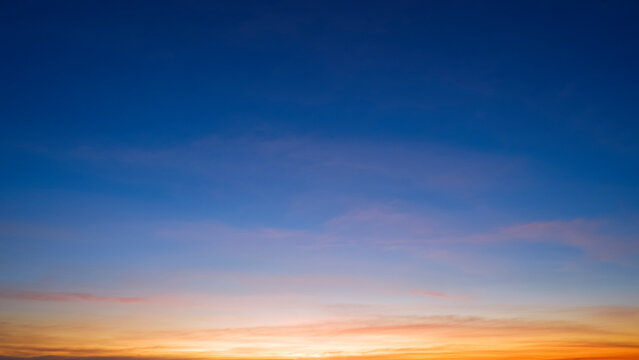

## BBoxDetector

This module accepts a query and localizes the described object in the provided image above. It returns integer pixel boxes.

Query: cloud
[154,205,436,250]
[121,315,615,342]
[324,206,433,243]
[153,203,638,268]
[2,310,637,360]
[0,290,148,304]
[65,135,525,196]
[409,290,449,298]
[0,221,78,242]
[460,219,639,260]
[322,207,638,262]
[3,353,639,360]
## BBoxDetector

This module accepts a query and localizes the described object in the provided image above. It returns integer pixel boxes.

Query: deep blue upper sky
[3,0,639,212]
[2,0,638,146]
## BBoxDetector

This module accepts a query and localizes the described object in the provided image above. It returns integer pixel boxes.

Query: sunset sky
[1,1,639,360]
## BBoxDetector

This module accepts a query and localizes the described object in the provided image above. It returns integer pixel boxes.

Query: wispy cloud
[459,219,639,260]
[154,204,637,266]
[64,135,525,195]
[0,221,78,242]
[0,290,148,304]
[152,316,606,343]
[4,312,636,359]
[409,290,449,298]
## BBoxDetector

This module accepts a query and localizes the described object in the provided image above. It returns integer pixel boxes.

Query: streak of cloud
[0,290,148,304]
[409,290,449,298]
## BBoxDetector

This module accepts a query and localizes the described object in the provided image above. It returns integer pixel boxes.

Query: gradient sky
[1,1,639,360]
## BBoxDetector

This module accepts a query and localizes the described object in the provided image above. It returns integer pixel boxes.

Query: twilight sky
[1,1,639,360]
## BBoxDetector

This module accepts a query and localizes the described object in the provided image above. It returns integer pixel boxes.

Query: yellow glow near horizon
[2,302,638,360]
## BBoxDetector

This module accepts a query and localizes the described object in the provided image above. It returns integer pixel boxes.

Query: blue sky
[1,1,638,359]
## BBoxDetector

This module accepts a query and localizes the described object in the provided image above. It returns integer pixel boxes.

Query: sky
[1,1,639,359]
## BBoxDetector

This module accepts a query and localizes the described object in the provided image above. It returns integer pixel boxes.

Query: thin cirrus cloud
[154,206,636,262]
[409,290,449,298]
[23,135,635,263]
[2,207,632,262]
[0,290,148,304]
[66,136,525,193]
[321,207,638,261]
[458,219,639,261]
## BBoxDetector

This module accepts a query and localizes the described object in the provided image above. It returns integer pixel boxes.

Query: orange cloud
[2,312,638,360]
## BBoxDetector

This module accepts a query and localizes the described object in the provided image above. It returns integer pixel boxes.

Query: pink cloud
[409,290,449,298]
[460,219,637,260]
[155,206,637,267]
[0,290,148,304]
[326,207,432,234]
